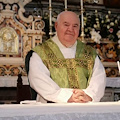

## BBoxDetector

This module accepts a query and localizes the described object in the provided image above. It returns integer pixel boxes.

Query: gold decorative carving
[35,20,45,30]
[0,26,19,54]
[0,65,26,76]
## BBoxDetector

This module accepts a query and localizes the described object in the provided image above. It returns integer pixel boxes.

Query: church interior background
[0,0,120,103]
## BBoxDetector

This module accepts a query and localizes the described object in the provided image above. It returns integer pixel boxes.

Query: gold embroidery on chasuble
[82,45,95,70]
[66,59,79,89]
[42,42,80,89]
[44,58,80,89]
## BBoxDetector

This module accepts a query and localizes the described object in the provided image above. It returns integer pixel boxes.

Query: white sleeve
[83,56,106,102]
[28,52,73,103]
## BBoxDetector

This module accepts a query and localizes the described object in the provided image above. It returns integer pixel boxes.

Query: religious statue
[0,26,19,54]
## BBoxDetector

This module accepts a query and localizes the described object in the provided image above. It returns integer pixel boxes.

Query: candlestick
[80,0,85,43]
[49,0,52,37]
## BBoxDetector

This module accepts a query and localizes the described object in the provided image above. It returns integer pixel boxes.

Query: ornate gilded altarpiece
[0,0,45,77]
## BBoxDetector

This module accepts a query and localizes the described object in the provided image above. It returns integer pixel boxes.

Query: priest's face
[55,11,80,47]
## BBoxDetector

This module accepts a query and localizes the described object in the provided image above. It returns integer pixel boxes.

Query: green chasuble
[33,39,97,89]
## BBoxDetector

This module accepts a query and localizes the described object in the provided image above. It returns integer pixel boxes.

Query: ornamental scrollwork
[18,0,33,23]
[35,19,45,30]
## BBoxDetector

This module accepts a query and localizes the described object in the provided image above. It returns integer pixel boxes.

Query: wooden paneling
[104,0,120,8]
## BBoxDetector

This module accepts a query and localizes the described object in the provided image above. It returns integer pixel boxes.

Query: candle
[49,0,51,6]
[117,61,120,73]
[81,0,83,8]
[65,0,67,11]
[80,0,84,29]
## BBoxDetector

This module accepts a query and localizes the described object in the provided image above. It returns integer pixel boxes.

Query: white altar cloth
[0,76,28,87]
[0,102,120,120]
[0,76,120,87]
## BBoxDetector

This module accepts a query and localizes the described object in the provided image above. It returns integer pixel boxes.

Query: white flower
[96,18,99,21]
[110,22,114,26]
[106,15,109,19]
[107,25,110,29]
[94,24,97,28]
[117,30,120,39]
[90,29,101,44]
[106,19,110,22]
[118,40,120,44]
[108,11,111,14]
[101,20,104,23]
[115,20,118,24]
[85,28,88,32]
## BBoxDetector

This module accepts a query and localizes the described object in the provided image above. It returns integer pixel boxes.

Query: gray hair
[56,11,80,25]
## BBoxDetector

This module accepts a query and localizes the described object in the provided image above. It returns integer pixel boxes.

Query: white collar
[52,34,77,49]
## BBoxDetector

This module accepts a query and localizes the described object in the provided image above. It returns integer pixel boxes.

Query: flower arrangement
[90,28,101,44]
[83,10,120,62]
[83,10,120,47]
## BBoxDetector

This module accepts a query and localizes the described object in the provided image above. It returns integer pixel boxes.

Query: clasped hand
[68,89,92,103]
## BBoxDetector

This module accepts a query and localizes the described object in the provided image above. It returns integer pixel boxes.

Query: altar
[0,102,120,120]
